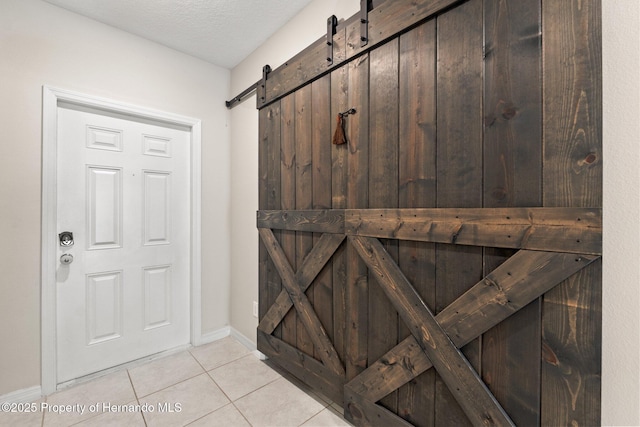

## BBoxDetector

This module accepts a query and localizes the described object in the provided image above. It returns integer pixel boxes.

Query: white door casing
[42,87,202,393]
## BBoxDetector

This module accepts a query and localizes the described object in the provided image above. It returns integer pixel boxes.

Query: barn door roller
[360,0,370,47]
[259,64,272,106]
[326,15,338,66]
[225,64,271,109]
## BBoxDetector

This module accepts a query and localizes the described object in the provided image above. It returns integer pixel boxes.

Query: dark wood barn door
[256,0,602,425]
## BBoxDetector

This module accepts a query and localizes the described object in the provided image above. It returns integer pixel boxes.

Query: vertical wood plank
[295,84,314,357]
[483,0,542,209]
[331,64,349,363]
[481,0,543,425]
[311,75,334,361]
[345,54,370,382]
[541,260,602,425]
[397,19,437,427]
[368,38,400,414]
[280,93,297,347]
[543,0,602,209]
[541,0,602,425]
[258,102,282,336]
[258,108,269,322]
[436,0,483,424]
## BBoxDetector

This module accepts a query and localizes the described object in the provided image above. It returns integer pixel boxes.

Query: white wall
[0,0,231,396]
[228,0,360,350]
[229,0,640,425]
[602,1,640,425]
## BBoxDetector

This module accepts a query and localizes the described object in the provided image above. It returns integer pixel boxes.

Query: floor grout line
[126,370,147,427]
[231,400,254,427]
[193,354,249,373]
[135,369,207,400]
[128,350,207,399]
[204,370,234,404]
[189,342,254,373]
[40,396,46,427]
[226,374,283,403]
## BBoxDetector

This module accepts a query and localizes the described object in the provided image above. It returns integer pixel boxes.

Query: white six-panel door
[56,104,190,383]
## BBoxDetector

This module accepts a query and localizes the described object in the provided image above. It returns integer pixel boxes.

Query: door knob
[60,254,74,265]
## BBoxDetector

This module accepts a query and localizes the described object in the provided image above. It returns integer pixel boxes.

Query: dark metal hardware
[326,15,338,66]
[255,64,271,108]
[360,0,369,47]
[225,80,259,109]
[59,231,74,247]
[226,65,271,109]
[339,108,356,117]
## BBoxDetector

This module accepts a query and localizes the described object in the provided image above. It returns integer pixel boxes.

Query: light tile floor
[0,337,352,427]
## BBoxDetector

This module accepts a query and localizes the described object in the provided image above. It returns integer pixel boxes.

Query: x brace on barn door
[258,229,346,377]
[256,207,601,426]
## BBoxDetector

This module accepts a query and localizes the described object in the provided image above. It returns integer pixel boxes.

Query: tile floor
[0,337,352,427]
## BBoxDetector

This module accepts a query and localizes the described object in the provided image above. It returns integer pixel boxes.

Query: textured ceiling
[42,0,315,69]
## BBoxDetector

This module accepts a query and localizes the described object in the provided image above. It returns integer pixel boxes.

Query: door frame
[41,86,202,395]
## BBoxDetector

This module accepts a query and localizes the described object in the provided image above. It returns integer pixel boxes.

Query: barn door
[256,0,601,425]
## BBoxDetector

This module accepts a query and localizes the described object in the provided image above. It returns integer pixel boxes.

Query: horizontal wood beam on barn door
[345,208,601,254]
[257,207,602,254]
[257,210,345,233]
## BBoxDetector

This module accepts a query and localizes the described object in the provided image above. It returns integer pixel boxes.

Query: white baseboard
[230,327,266,360]
[195,326,265,359]
[229,326,256,350]
[0,386,42,403]
[196,326,231,346]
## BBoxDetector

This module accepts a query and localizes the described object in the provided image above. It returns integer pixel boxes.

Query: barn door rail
[225,79,260,109]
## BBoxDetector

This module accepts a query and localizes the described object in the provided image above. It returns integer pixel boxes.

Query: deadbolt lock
[59,231,74,247]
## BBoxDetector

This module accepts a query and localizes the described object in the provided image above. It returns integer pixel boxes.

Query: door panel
[86,166,122,249]
[143,171,171,245]
[56,105,190,383]
[86,270,122,344]
[143,265,172,330]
